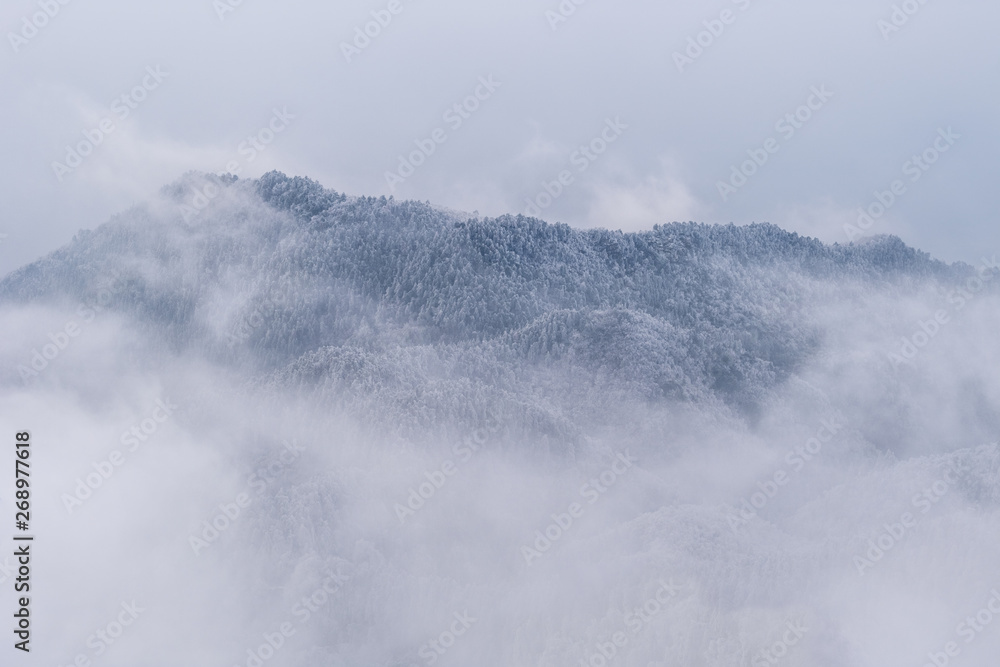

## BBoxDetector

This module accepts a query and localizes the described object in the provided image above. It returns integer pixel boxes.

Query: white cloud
[582,160,703,231]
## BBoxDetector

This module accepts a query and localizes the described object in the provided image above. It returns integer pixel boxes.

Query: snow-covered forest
[2,172,999,666]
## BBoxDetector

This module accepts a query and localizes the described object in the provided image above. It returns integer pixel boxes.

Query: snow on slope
[1,172,999,667]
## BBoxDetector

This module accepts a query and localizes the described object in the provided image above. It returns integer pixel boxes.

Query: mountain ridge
[0,171,984,432]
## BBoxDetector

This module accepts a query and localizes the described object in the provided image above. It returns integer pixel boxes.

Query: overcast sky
[1,0,997,276]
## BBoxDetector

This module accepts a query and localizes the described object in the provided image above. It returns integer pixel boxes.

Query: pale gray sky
[1,0,997,275]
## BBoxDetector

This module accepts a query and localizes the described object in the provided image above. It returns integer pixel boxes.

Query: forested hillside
[0,172,971,437]
[5,172,1000,667]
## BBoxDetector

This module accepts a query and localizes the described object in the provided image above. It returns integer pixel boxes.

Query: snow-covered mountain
[2,172,999,667]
